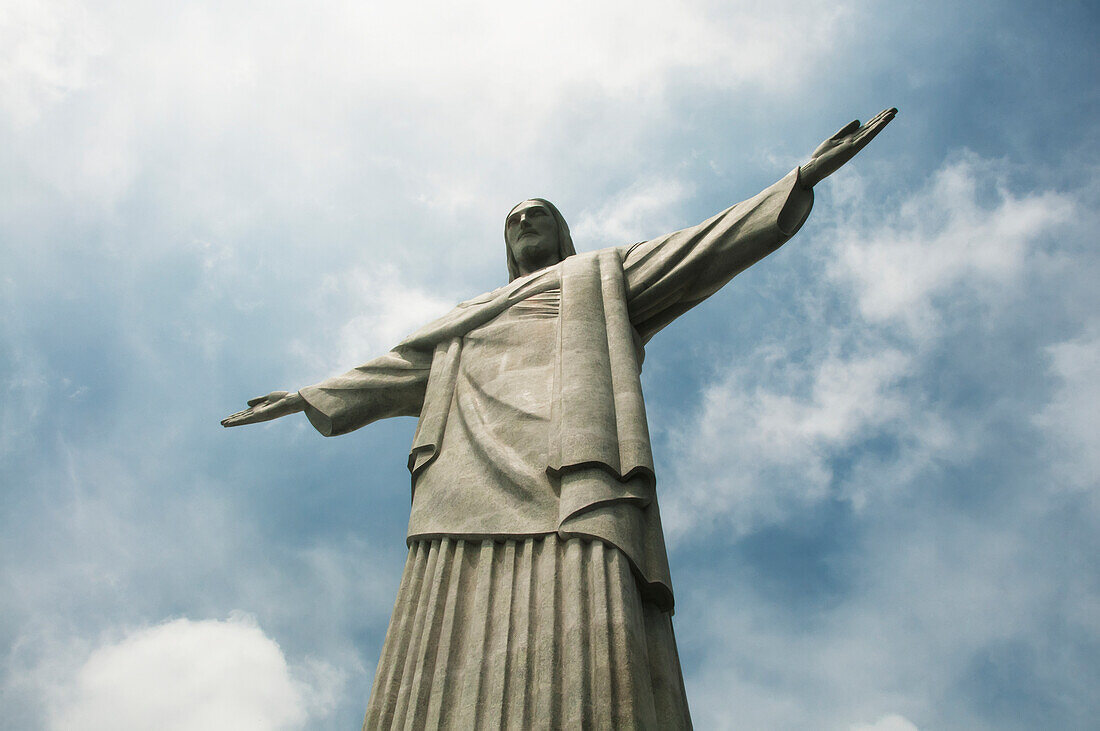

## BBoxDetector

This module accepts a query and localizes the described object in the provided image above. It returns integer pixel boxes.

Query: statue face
[506,200,560,273]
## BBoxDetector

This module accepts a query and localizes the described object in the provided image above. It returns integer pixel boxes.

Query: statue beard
[512,235,560,274]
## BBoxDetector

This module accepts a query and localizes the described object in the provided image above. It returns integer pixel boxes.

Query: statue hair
[504,198,576,282]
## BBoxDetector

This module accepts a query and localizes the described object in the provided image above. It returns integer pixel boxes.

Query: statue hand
[221,390,305,427]
[799,107,897,188]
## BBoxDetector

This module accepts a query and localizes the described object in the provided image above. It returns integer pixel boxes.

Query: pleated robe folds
[297,170,813,729]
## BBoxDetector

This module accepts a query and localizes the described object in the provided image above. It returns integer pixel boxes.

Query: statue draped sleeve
[623,167,813,341]
[297,345,432,437]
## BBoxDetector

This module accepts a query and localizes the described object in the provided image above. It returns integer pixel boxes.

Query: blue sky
[2,0,1098,728]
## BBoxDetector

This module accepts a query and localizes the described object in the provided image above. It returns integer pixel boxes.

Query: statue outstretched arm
[621,167,813,340]
[222,390,305,427]
[221,344,432,435]
[623,107,896,341]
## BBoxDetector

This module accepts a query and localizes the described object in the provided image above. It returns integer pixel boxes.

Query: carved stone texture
[222,110,896,730]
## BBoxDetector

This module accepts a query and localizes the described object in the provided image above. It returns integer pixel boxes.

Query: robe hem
[404,529,675,612]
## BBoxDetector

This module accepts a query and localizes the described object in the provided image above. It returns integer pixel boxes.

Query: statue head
[504,198,576,281]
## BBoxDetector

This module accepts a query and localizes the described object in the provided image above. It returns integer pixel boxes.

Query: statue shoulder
[456,285,505,309]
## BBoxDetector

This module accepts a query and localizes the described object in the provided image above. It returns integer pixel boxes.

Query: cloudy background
[2,0,1098,728]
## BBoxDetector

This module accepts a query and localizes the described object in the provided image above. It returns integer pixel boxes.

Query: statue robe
[298,170,813,728]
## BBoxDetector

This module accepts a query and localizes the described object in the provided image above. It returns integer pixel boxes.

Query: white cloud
[333,267,455,364]
[573,177,693,248]
[49,615,324,731]
[851,714,920,731]
[664,346,912,539]
[663,153,1081,541]
[826,153,1074,339]
[1035,328,1100,490]
[3,0,855,213]
[0,0,107,126]
[668,152,1100,728]
[0,430,393,729]
[288,265,455,376]
[234,0,853,106]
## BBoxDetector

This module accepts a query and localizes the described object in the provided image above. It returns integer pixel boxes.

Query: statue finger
[225,406,256,421]
[855,116,894,145]
[831,119,861,140]
[866,108,897,130]
[811,139,835,158]
[247,396,268,407]
[854,110,895,141]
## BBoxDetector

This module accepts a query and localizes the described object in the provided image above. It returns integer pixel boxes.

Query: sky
[2,0,1098,728]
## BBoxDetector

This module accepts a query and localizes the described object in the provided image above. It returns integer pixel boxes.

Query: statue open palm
[800,107,897,187]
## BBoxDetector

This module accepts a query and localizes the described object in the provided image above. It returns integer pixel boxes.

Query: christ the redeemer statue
[223,109,896,730]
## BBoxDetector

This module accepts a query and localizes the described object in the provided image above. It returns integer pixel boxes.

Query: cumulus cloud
[663,153,1080,540]
[664,346,914,538]
[49,615,325,731]
[666,149,1100,728]
[827,153,1074,339]
[1,0,854,218]
[0,421,396,728]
